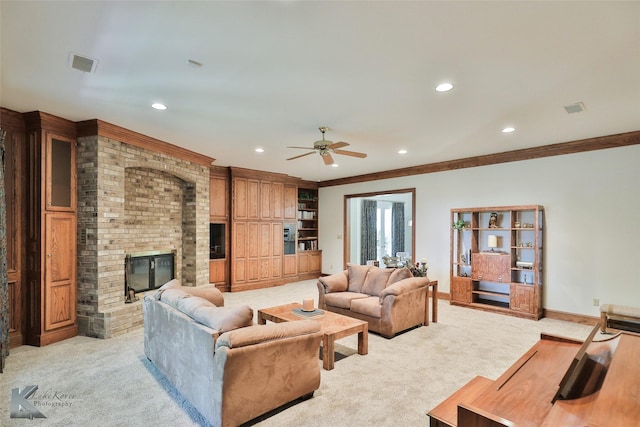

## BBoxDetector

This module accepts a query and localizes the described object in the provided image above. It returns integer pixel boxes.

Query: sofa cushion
[361,267,394,296]
[324,292,369,309]
[191,305,254,333]
[388,267,413,285]
[154,278,181,300]
[350,296,382,318]
[159,288,253,333]
[347,264,371,293]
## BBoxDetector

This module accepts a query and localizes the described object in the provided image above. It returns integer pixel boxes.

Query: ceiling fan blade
[334,149,367,158]
[286,151,315,161]
[322,152,335,165]
[287,146,316,150]
[328,141,349,149]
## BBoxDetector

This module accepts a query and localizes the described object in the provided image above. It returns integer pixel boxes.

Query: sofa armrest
[216,320,321,350]
[318,271,349,294]
[379,277,429,300]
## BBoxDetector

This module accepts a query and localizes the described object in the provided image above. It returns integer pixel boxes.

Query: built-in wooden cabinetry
[24,111,78,345]
[227,168,302,291]
[297,186,322,277]
[1,108,26,349]
[209,166,229,290]
[213,169,321,291]
[450,205,543,320]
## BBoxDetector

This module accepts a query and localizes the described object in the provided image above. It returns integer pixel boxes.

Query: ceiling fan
[286,127,367,165]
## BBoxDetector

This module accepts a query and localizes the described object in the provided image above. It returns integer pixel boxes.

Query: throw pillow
[347,264,371,293]
[154,278,181,300]
[388,267,413,285]
[191,305,254,333]
[361,267,394,296]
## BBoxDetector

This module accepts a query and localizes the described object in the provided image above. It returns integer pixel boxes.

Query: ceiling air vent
[69,53,98,73]
[564,102,586,114]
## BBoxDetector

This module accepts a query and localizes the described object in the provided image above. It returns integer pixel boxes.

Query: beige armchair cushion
[347,264,371,293]
[361,267,394,296]
[318,270,348,293]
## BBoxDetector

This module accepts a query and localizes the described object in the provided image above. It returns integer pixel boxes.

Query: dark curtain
[0,128,7,372]
[360,199,377,265]
[392,202,405,257]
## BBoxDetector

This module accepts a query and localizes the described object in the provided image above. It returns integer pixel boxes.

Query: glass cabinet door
[46,135,76,211]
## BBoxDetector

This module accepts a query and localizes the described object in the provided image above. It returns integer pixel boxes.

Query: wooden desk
[424,280,438,325]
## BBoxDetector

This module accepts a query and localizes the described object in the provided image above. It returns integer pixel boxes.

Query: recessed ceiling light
[435,82,454,92]
[398,149,407,154]
[255,148,264,153]
[151,103,167,110]
[331,163,339,168]
[502,127,515,133]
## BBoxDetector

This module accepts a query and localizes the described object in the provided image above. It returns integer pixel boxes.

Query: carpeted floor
[0,279,594,426]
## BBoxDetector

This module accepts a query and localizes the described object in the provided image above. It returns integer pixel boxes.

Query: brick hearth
[76,135,209,338]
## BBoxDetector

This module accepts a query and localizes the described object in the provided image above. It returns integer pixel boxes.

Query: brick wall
[77,135,209,338]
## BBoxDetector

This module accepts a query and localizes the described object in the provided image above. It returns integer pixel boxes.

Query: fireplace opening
[125,251,175,296]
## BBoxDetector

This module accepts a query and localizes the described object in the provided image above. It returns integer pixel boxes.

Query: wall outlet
[593,298,599,307]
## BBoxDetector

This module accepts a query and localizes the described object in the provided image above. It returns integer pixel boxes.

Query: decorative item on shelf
[452,219,466,231]
[514,221,521,228]
[488,212,499,228]
[382,255,400,268]
[487,235,498,252]
[408,259,429,278]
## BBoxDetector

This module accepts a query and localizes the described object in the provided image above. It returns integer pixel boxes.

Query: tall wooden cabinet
[25,111,78,345]
[450,205,543,320]
[209,166,229,290]
[297,186,322,277]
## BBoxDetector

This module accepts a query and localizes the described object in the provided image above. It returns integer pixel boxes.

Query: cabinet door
[44,213,76,330]
[232,222,246,283]
[451,277,472,304]
[309,251,321,273]
[46,135,76,211]
[510,284,535,313]
[472,254,510,282]
[283,184,297,219]
[247,179,260,219]
[298,253,309,274]
[283,254,297,276]
[209,259,226,284]
[209,175,228,220]
[260,181,272,220]
[233,178,247,220]
[271,182,283,219]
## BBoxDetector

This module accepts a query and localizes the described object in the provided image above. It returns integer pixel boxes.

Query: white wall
[318,144,640,318]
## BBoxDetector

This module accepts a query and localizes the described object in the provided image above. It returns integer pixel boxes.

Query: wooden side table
[424,280,438,326]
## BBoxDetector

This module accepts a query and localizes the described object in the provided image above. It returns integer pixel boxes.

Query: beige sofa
[143,280,322,427]
[318,264,430,338]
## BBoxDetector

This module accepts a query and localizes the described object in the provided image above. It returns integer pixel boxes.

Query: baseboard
[436,292,600,326]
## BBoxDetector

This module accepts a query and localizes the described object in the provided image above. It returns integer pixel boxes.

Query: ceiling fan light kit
[286,127,367,166]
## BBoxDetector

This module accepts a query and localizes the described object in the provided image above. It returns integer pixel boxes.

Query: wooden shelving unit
[297,187,321,276]
[450,205,544,320]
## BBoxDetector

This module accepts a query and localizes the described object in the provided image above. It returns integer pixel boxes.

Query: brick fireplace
[76,132,210,338]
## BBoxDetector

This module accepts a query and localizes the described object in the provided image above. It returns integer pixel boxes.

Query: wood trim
[319,130,640,187]
[76,119,215,167]
[24,111,77,138]
[543,309,599,326]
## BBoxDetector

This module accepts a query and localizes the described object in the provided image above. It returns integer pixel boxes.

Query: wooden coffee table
[257,302,368,370]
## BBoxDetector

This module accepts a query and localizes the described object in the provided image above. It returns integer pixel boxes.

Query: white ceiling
[2,1,639,182]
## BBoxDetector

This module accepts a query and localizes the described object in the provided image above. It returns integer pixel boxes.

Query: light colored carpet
[0,279,594,426]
